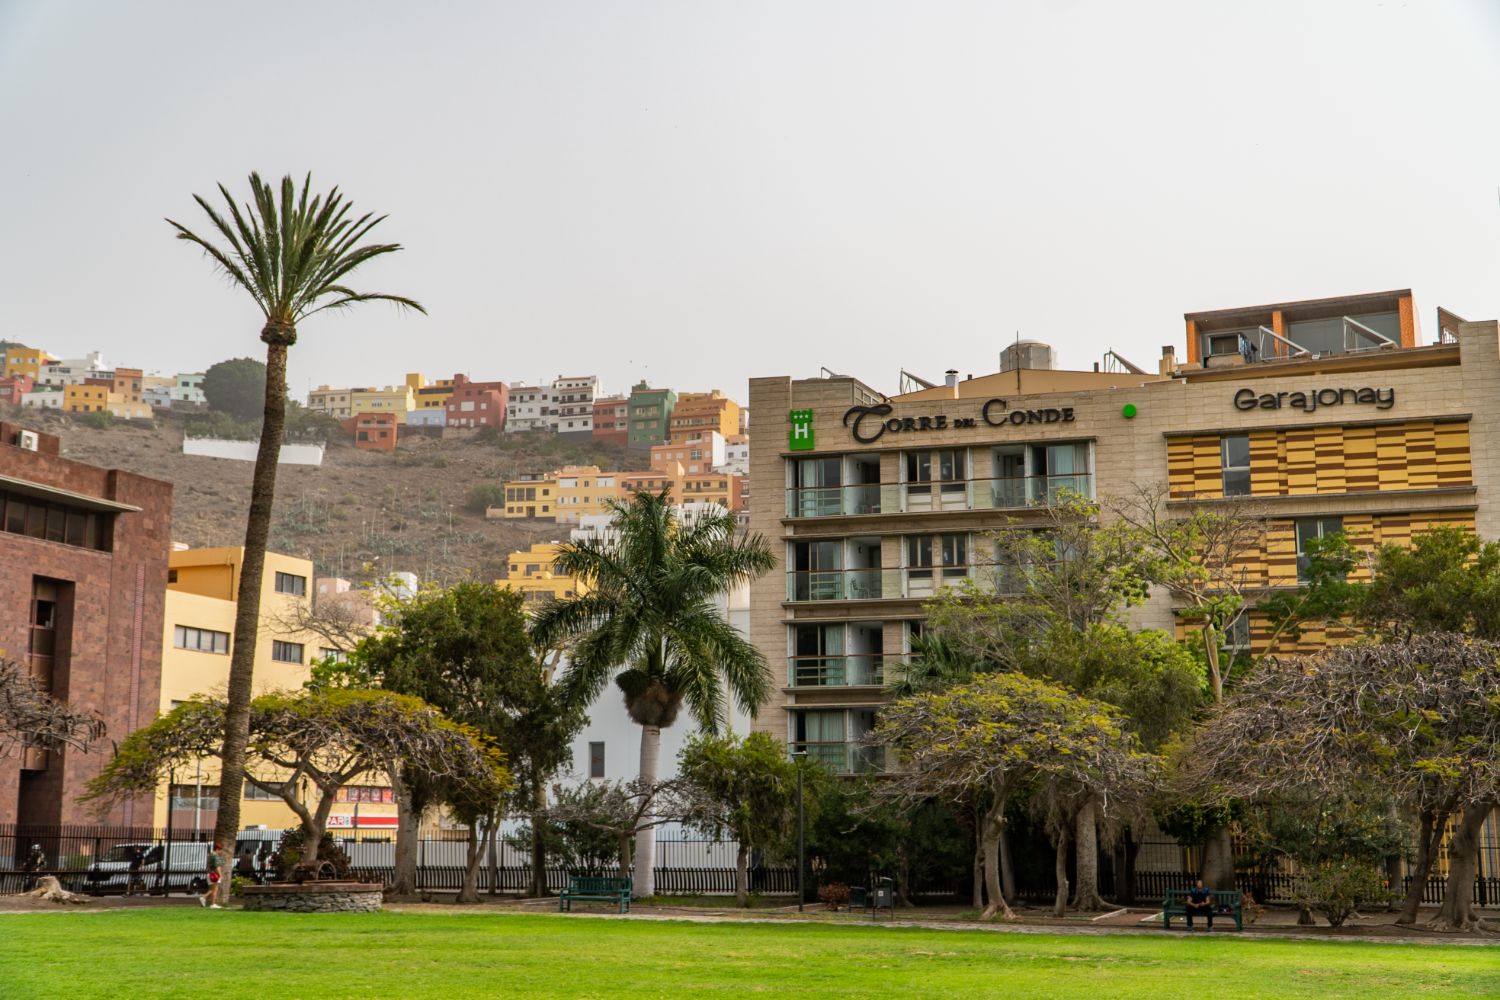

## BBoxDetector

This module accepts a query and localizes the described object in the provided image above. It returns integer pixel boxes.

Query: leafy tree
[1296,858,1395,928]
[354,583,585,898]
[86,691,503,867]
[1174,634,1500,931]
[268,826,351,881]
[870,673,1150,920]
[1361,527,1500,640]
[0,657,106,757]
[201,358,269,422]
[678,732,808,907]
[529,490,776,897]
[169,172,424,856]
[542,778,688,887]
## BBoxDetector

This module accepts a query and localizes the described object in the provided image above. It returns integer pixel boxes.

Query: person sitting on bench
[1185,879,1214,931]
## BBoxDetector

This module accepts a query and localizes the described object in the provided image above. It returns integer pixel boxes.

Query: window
[588,742,606,779]
[1294,517,1344,582]
[169,784,220,811]
[319,647,348,664]
[1225,613,1252,666]
[274,572,307,597]
[175,625,230,654]
[242,781,285,801]
[272,640,304,664]
[1221,435,1251,497]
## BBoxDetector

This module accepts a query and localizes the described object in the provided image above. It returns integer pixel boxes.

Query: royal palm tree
[169,173,423,853]
[530,490,775,897]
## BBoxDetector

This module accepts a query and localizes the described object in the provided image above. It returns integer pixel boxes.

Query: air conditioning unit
[17,430,39,452]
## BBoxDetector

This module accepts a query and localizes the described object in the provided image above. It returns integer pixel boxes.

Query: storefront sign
[1233,386,1396,413]
[842,399,1074,444]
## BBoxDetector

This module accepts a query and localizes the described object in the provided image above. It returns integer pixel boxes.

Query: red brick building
[0,421,172,827]
[341,412,398,451]
[592,395,629,446]
[445,373,508,429]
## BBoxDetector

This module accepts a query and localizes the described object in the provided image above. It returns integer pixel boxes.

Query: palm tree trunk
[633,724,661,899]
[212,337,290,854]
[529,776,548,897]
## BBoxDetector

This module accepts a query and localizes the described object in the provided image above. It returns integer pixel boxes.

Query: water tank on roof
[1000,340,1056,372]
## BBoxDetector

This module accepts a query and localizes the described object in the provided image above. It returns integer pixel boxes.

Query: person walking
[21,844,45,892]
[125,846,146,897]
[200,840,225,909]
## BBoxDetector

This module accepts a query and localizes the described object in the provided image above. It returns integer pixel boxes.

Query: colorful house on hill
[592,395,629,446]
[0,374,34,407]
[445,374,508,429]
[342,412,398,451]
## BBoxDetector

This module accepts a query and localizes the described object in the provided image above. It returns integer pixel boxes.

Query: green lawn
[1,909,1496,999]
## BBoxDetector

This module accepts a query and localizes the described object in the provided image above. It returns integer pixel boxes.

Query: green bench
[1162,888,1243,931]
[559,875,632,914]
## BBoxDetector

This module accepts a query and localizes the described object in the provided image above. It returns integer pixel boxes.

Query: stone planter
[239,881,385,913]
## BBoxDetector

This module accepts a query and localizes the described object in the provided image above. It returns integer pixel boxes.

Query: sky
[1,1,1498,402]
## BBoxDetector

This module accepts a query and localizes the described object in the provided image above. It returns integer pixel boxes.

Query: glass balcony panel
[788,654,884,687]
[790,742,885,774]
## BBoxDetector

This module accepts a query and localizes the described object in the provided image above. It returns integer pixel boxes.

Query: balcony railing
[786,475,1093,518]
[788,654,885,687]
[791,741,885,775]
[787,567,1017,601]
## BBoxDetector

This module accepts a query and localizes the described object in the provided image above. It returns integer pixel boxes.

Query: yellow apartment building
[669,390,741,444]
[500,473,558,519]
[501,466,632,524]
[499,543,590,607]
[349,385,416,424]
[411,373,456,410]
[63,383,109,414]
[151,546,397,835]
[3,346,55,380]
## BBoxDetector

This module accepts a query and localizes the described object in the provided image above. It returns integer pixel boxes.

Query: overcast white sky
[1,1,1497,400]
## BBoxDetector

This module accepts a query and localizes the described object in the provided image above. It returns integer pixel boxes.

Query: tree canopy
[0,658,106,758]
[200,357,269,421]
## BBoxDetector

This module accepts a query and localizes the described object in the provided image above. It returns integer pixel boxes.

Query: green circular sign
[1122,403,1138,419]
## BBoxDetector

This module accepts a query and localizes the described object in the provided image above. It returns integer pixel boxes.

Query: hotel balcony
[785,474,1093,518]
[787,654,885,688]
[790,741,885,775]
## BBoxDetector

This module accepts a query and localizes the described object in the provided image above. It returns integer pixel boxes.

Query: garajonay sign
[842,399,1074,444]
[1233,386,1395,413]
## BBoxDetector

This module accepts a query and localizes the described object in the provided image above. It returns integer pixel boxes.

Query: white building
[21,388,63,409]
[717,433,749,477]
[506,385,555,433]
[173,372,206,405]
[551,375,598,438]
[37,351,109,388]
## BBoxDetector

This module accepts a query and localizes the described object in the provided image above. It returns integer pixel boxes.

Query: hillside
[4,408,636,587]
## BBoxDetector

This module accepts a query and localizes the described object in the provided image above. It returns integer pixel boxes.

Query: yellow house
[3,346,54,380]
[63,383,109,413]
[106,393,153,419]
[410,372,455,410]
[308,385,353,418]
[349,385,416,424]
[499,543,590,607]
[151,547,397,836]
[500,473,559,519]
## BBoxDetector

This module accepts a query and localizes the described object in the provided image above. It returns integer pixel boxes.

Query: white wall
[182,437,325,466]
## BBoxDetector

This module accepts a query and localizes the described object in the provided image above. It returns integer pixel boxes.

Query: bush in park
[1296,858,1394,928]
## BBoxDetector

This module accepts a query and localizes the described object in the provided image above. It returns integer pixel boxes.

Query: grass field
[1,909,1496,999]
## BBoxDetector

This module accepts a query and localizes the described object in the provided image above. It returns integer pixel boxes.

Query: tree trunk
[618,832,632,879]
[971,834,984,909]
[1200,823,1235,891]
[1201,622,1224,704]
[1052,827,1071,918]
[632,724,661,899]
[980,801,1016,921]
[999,824,1016,904]
[735,843,750,908]
[1071,798,1107,911]
[1428,802,1493,932]
[213,337,291,854]
[1398,807,1446,925]
[488,826,500,897]
[1121,827,1138,906]
[529,776,548,897]
[392,775,420,896]
[457,821,487,904]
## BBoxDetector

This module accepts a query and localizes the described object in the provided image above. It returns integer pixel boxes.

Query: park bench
[559,875,632,914]
[1162,888,1243,931]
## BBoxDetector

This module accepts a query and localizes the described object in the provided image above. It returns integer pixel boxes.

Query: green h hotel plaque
[788,409,815,451]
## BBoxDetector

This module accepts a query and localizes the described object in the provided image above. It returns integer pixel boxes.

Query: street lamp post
[791,751,808,912]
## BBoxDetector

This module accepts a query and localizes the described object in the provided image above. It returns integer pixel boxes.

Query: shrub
[1296,857,1393,927]
[465,482,506,515]
[817,882,851,911]
[268,827,352,881]
[85,409,114,430]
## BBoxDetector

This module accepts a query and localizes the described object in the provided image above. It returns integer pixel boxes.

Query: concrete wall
[182,438,325,466]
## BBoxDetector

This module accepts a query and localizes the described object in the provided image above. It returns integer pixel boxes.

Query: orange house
[342,412,398,451]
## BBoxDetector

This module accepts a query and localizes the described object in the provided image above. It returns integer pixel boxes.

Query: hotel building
[747,289,1497,772]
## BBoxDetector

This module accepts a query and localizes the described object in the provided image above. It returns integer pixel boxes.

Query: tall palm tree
[530,490,775,897]
[169,173,423,853]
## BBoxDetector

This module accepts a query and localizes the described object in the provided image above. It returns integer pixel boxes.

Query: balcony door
[905,448,967,511]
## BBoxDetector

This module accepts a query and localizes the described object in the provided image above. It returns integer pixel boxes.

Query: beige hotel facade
[747,289,1500,772]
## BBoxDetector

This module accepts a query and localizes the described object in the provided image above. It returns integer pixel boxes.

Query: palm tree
[530,490,775,898]
[169,173,423,853]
